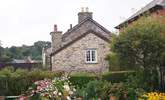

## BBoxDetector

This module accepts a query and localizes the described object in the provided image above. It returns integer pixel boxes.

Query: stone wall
[52,33,110,72]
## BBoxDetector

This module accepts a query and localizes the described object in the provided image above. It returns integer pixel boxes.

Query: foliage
[69,72,96,88]
[0,46,12,62]
[106,52,121,71]
[113,16,165,69]
[69,71,134,89]
[0,67,62,96]
[84,80,112,100]
[106,33,128,71]
[0,41,51,62]
[74,79,145,100]
[25,76,76,100]
[139,92,165,100]
[109,16,165,91]
[0,67,135,97]
[102,71,134,83]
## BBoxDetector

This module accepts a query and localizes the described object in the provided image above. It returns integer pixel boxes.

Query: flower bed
[139,92,165,100]
[22,76,76,100]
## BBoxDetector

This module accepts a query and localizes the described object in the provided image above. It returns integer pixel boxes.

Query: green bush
[0,67,134,96]
[69,71,134,89]
[102,71,134,83]
[0,67,62,96]
[69,73,96,88]
[85,80,112,100]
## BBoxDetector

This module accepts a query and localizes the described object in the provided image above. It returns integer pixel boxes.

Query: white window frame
[85,49,97,63]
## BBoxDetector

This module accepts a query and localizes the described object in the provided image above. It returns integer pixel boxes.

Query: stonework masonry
[52,33,110,72]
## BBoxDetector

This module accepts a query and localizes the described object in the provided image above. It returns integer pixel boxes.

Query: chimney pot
[70,24,72,29]
[54,24,57,32]
[86,7,89,12]
[81,7,84,12]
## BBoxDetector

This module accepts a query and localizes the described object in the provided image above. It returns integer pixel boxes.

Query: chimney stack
[70,24,72,29]
[54,24,57,32]
[78,7,93,23]
[50,24,62,52]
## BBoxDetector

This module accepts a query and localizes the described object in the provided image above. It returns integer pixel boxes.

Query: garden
[0,16,165,100]
[0,67,135,100]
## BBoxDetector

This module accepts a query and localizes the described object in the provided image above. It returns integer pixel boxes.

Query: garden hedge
[69,71,134,88]
[69,74,96,88]
[0,68,62,96]
[0,67,134,96]
[102,71,134,83]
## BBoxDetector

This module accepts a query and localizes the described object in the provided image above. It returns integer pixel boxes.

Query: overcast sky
[0,0,152,47]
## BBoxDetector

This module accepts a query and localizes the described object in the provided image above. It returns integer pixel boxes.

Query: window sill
[85,61,98,64]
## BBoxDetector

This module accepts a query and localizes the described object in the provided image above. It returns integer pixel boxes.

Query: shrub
[69,71,134,89]
[26,77,76,100]
[102,71,134,83]
[69,73,96,88]
[0,67,134,96]
[0,67,62,96]
[85,80,112,100]
[139,92,165,100]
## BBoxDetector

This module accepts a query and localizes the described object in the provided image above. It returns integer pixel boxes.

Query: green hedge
[70,74,96,88]
[69,71,134,88]
[102,71,134,83]
[0,67,134,96]
[0,68,62,96]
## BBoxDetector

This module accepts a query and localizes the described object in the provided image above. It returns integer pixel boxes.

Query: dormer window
[85,49,97,63]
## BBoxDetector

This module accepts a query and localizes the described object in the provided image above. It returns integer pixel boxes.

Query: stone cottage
[43,8,112,72]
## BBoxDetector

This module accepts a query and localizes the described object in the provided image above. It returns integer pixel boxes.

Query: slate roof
[12,59,27,63]
[62,17,111,40]
[12,59,32,63]
[50,17,111,56]
[51,30,110,56]
[115,0,165,29]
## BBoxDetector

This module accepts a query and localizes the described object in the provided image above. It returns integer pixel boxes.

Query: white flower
[69,91,73,95]
[53,91,57,95]
[73,88,76,92]
[66,96,71,100]
[64,84,70,91]
[58,92,62,96]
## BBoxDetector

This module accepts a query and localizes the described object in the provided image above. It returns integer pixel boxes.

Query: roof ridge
[51,30,110,56]
[115,0,165,29]
[157,0,164,4]
[62,17,111,39]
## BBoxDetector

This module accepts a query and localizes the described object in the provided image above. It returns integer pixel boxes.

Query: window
[85,49,97,63]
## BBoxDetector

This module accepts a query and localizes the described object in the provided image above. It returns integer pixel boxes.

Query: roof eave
[115,5,164,29]
[50,30,110,56]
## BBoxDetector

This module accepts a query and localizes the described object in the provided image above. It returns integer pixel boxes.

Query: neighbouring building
[12,56,33,63]
[115,0,165,90]
[43,8,112,72]
[115,0,165,31]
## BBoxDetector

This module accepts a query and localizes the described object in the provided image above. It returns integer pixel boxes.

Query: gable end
[50,30,110,56]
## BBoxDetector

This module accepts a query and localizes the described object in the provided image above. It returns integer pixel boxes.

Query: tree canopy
[0,41,51,62]
[112,16,165,69]
[107,16,165,91]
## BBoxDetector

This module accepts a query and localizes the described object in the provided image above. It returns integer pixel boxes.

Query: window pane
[91,50,96,61]
[86,50,90,61]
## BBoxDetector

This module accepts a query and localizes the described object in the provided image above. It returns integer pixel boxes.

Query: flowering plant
[138,92,165,100]
[25,76,76,100]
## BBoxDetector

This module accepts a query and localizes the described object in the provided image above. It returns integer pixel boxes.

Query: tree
[0,41,51,62]
[110,16,165,91]
[0,42,12,62]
